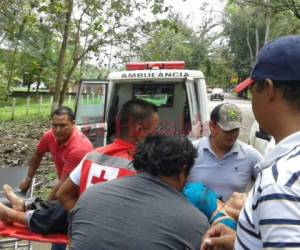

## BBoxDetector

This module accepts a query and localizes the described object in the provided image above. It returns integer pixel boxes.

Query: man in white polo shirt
[187,103,262,201]
[201,35,300,250]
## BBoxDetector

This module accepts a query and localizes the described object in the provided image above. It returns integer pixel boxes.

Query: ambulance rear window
[133,84,174,107]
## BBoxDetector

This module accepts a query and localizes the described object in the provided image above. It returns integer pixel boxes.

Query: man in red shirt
[19,106,93,200]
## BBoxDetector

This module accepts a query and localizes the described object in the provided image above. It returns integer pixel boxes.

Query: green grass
[0,96,76,121]
[79,97,102,105]
[47,172,57,182]
[12,87,49,92]
[34,185,52,200]
[137,95,169,106]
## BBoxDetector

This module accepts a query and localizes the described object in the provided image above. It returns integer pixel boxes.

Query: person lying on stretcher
[0,182,246,232]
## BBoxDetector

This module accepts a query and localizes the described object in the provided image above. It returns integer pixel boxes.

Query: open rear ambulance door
[185,77,202,139]
[74,80,108,147]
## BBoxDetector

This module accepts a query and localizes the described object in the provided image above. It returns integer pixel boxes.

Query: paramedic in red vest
[56,99,159,211]
[19,106,93,200]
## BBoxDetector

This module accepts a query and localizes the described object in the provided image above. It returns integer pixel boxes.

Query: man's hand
[19,179,32,192]
[223,192,247,221]
[201,224,236,250]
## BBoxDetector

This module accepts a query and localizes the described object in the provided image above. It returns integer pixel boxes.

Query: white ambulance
[74,61,210,147]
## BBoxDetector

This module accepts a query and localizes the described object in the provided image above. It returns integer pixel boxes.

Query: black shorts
[28,200,68,235]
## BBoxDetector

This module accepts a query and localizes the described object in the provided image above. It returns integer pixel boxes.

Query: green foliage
[223,7,255,78]
[205,48,235,87]
[135,10,237,87]
[4,0,299,96]
[0,82,7,105]
[47,172,57,181]
[0,0,58,96]
[0,0,170,105]
[223,1,300,81]
[138,17,210,70]
[151,0,166,14]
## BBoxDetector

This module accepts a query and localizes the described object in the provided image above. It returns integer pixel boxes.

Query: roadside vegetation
[0,96,75,121]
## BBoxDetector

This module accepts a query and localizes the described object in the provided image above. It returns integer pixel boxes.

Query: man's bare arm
[47,174,69,200]
[19,150,43,192]
[56,177,80,211]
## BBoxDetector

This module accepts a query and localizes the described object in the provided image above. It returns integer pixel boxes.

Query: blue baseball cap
[235,35,300,93]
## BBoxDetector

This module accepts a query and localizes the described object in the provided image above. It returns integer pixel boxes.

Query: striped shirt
[236,131,300,249]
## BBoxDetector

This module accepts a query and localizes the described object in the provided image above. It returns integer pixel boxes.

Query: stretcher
[0,166,135,248]
[0,167,68,249]
[0,221,68,244]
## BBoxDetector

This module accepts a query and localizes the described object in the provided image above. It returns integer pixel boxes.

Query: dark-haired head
[51,106,75,143]
[133,135,197,188]
[210,104,223,123]
[115,99,159,141]
[51,106,75,122]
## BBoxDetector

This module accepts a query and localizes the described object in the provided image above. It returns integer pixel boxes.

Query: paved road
[208,93,254,143]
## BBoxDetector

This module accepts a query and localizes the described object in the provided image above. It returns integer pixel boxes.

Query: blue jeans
[51,243,66,250]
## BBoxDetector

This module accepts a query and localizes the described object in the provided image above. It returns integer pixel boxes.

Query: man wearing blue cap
[201,35,300,250]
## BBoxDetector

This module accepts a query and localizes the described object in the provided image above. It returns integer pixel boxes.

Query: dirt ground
[0,120,56,198]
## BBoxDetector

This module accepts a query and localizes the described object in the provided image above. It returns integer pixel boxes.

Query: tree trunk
[246,23,254,67]
[58,43,95,106]
[27,84,30,95]
[264,16,270,45]
[6,44,18,99]
[255,28,259,58]
[79,56,85,79]
[264,0,271,45]
[35,72,41,100]
[51,0,74,113]
[288,0,300,20]
[58,59,78,106]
